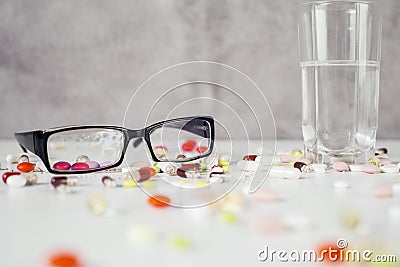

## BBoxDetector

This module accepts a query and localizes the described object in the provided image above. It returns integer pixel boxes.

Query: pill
[361,163,381,174]
[243,155,257,161]
[17,162,35,173]
[200,162,208,171]
[372,185,392,198]
[216,193,245,212]
[51,177,79,187]
[379,158,392,166]
[76,155,90,162]
[6,154,18,164]
[88,194,107,215]
[176,154,187,160]
[85,161,100,169]
[138,167,156,182]
[196,146,208,154]
[218,153,231,167]
[211,165,224,173]
[368,157,381,167]
[127,224,159,244]
[237,160,259,172]
[290,149,303,159]
[142,180,157,189]
[2,171,21,183]
[168,235,190,250]
[18,154,29,163]
[375,148,388,155]
[6,174,26,187]
[70,162,89,171]
[269,166,301,179]
[341,209,360,230]
[334,180,350,189]
[102,176,117,188]
[332,161,349,172]
[122,179,137,188]
[311,164,327,173]
[165,165,177,176]
[181,163,201,171]
[152,163,161,173]
[48,251,82,267]
[349,164,363,172]
[280,154,295,163]
[218,211,238,224]
[380,164,398,173]
[99,161,113,167]
[148,194,171,208]
[53,161,71,171]
[155,162,174,173]
[182,140,196,152]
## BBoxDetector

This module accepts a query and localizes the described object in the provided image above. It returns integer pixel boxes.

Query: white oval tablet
[380,164,399,173]
[6,175,27,187]
[269,166,301,179]
[349,164,363,172]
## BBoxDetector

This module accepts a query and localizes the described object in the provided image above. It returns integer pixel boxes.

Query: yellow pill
[168,235,190,250]
[290,149,303,159]
[123,179,137,188]
[341,209,360,230]
[179,179,189,184]
[368,157,381,167]
[142,180,156,189]
[218,159,230,167]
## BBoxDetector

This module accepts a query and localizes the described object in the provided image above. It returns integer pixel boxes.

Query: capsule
[51,176,79,187]
[177,168,200,179]
[2,172,21,183]
[70,162,89,171]
[242,155,257,161]
[269,166,301,179]
[5,174,27,187]
[85,161,100,169]
[181,140,196,152]
[18,154,29,163]
[76,155,90,162]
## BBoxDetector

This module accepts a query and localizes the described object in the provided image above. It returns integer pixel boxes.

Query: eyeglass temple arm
[132,122,211,148]
[14,131,36,153]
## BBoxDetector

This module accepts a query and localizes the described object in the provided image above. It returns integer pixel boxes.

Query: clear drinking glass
[298,0,382,164]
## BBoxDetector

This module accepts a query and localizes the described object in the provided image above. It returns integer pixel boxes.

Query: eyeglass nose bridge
[127,128,146,140]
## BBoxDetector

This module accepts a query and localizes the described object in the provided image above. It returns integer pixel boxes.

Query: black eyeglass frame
[14,116,215,174]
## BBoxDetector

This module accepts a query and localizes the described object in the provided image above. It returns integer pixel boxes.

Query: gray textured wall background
[0,0,399,139]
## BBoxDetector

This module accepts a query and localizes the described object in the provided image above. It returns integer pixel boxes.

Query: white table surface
[1,139,400,267]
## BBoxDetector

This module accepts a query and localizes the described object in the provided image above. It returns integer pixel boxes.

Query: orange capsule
[16,162,35,173]
[316,242,342,264]
[48,251,81,267]
[148,194,171,208]
[138,167,156,182]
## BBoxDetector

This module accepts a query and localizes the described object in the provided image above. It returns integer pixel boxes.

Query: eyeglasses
[14,116,215,174]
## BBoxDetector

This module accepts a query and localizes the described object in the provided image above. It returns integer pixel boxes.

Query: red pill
[148,194,171,208]
[17,162,35,173]
[48,251,81,267]
[182,140,197,152]
[2,172,21,183]
[70,162,89,171]
[138,167,156,182]
[196,146,208,154]
[53,161,71,171]
[243,155,257,161]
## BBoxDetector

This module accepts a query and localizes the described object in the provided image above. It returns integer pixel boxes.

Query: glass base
[304,146,374,165]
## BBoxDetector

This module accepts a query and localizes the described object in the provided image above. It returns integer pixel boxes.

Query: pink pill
[379,158,392,166]
[280,154,295,163]
[253,189,279,202]
[70,162,89,170]
[361,163,381,174]
[332,161,349,172]
[53,161,71,171]
[85,161,100,169]
[372,185,392,198]
[100,161,113,167]
[251,217,288,235]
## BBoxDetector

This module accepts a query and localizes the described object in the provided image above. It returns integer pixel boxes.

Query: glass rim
[301,0,377,6]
